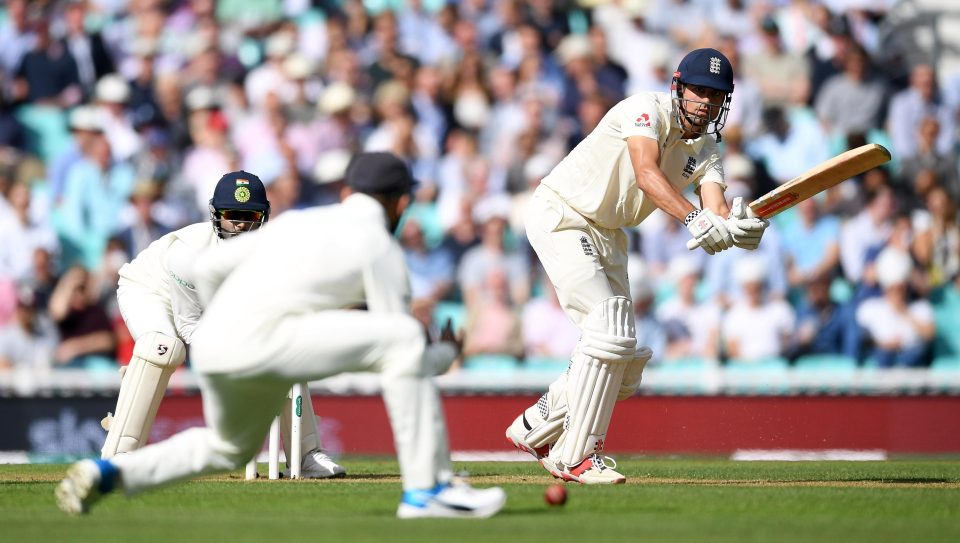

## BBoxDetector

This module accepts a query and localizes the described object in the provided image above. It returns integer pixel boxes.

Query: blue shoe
[397,481,506,519]
[56,459,119,515]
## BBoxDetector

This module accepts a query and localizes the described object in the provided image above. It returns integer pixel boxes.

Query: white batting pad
[101,332,186,458]
[554,297,635,467]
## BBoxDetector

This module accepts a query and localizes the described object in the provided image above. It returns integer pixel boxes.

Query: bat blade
[749,144,891,219]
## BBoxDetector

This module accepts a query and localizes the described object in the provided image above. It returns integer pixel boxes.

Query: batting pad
[554,296,635,467]
[101,332,186,458]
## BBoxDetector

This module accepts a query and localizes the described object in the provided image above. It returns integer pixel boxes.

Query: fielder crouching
[57,152,506,519]
[101,170,345,479]
[506,48,770,483]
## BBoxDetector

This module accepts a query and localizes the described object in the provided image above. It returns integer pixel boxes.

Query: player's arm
[164,240,203,344]
[362,240,459,374]
[627,136,731,255]
[628,136,698,221]
[192,230,262,307]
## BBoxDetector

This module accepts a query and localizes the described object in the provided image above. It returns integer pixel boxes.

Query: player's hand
[439,318,463,357]
[724,197,769,251]
[685,208,733,255]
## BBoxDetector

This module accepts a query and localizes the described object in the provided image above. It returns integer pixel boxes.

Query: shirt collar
[343,192,389,229]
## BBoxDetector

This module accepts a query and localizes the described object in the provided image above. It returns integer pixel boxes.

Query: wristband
[683,210,700,226]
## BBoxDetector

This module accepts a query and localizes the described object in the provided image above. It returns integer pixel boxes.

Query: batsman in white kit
[57,152,507,519]
[100,170,345,479]
[506,48,770,483]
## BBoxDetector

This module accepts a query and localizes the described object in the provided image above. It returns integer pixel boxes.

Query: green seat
[523,356,569,373]
[462,354,521,373]
[793,354,857,393]
[724,357,790,395]
[930,356,960,393]
[16,105,70,162]
[645,357,716,395]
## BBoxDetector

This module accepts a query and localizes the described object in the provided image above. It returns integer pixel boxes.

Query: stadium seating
[644,357,720,395]
[792,354,857,393]
[723,357,791,395]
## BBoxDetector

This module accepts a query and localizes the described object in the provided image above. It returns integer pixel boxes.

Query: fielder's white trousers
[111,309,452,493]
[116,282,177,341]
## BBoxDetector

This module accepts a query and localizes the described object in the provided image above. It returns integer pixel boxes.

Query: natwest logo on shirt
[634,113,651,127]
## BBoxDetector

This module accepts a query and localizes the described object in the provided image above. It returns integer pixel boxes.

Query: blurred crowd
[1,0,959,377]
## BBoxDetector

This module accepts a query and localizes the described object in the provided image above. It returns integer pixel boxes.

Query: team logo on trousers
[580,236,595,256]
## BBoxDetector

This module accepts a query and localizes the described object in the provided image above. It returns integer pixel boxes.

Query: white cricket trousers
[525,185,631,324]
[116,282,177,340]
[111,309,452,493]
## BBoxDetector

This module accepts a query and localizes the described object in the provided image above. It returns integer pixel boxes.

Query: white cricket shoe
[556,454,626,485]
[505,414,563,479]
[56,459,119,515]
[396,481,506,519]
[300,449,347,479]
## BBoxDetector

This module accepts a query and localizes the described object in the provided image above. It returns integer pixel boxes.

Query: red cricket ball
[544,483,567,506]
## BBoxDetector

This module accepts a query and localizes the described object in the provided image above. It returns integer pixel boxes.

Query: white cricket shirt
[117,222,219,342]
[541,91,725,230]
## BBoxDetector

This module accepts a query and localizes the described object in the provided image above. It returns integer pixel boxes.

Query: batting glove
[685,208,734,255]
[724,197,769,251]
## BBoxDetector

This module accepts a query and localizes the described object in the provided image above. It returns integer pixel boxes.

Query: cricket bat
[687,143,891,249]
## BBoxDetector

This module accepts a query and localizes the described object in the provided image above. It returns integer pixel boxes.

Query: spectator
[400,217,455,313]
[743,15,811,109]
[856,248,935,367]
[792,272,846,359]
[781,197,841,292]
[747,106,831,187]
[48,105,104,203]
[839,185,895,283]
[722,256,796,362]
[814,43,888,139]
[887,63,954,161]
[94,74,142,163]
[0,284,58,372]
[457,198,529,307]
[897,117,959,202]
[54,126,135,270]
[13,16,82,107]
[113,181,172,262]
[47,266,116,369]
[656,255,721,362]
[0,0,35,83]
[462,268,524,360]
[0,181,59,283]
[522,281,579,360]
[629,256,666,363]
[61,0,115,98]
[912,186,960,289]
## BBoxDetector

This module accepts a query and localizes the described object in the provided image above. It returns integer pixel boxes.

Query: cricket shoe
[56,459,120,515]
[556,454,626,485]
[505,414,564,479]
[396,481,507,519]
[299,448,347,479]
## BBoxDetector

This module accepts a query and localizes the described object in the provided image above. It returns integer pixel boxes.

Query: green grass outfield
[2,458,959,543]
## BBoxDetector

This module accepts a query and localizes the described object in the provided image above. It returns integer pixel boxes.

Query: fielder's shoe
[300,448,347,479]
[396,481,506,519]
[56,459,120,515]
[556,454,626,485]
[505,414,564,479]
